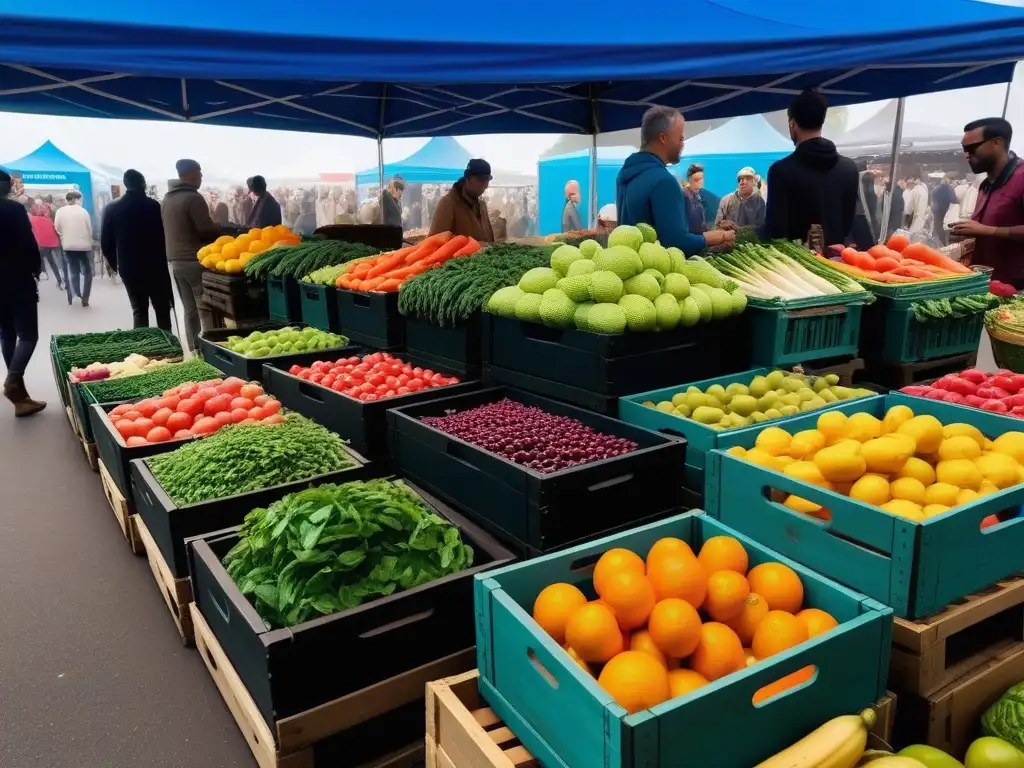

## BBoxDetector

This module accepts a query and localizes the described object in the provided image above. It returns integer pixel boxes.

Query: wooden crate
[871,350,978,389]
[425,670,896,768]
[67,403,98,471]
[98,459,143,555]
[890,574,1024,696]
[136,515,193,645]
[893,641,1024,758]
[192,603,465,768]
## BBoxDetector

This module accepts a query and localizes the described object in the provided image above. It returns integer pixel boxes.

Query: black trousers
[122,271,174,332]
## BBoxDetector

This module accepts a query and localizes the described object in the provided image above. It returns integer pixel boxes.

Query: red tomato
[115,419,137,440]
[166,412,192,432]
[262,414,286,425]
[230,397,254,411]
[239,384,264,400]
[396,386,410,395]
[121,409,143,422]
[383,390,396,398]
[229,407,249,423]
[177,398,202,418]
[288,365,302,375]
[248,406,266,421]
[110,403,133,417]
[214,411,234,427]
[204,394,232,416]
[332,381,347,392]
[297,370,311,380]
[126,435,149,447]
[220,377,245,394]
[412,367,423,376]
[196,387,218,402]
[253,394,272,406]
[134,417,155,435]
[155,395,180,411]
[176,383,199,398]
[191,417,219,435]
[173,429,192,440]
[363,393,378,401]
[151,407,174,427]
[407,379,424,392]
[322,375,336,388]
[310,373,324,384]
[134,400,158,418]
[147,426,172,443]
[262,399,282,415]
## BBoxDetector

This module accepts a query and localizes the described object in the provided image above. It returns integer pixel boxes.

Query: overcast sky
[1,66,1022,184]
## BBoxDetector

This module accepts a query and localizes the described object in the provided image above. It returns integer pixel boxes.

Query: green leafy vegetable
[911,292,999,322]
[81,358,221,404]
[222,479,474,628]
[53,329,181,379]
[244,240,380,280]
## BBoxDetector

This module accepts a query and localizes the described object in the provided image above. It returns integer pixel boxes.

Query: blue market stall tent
[537,146,635,236]
[2,140,95,218]
[355,137,470,187]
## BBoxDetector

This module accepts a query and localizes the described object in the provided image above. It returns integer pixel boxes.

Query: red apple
[948,378,978,397]
[901,385,930,396]
[992,375,1018,393]
[934,375,956,391]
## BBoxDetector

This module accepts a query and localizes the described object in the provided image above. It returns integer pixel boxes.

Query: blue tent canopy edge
[2,140,95,216]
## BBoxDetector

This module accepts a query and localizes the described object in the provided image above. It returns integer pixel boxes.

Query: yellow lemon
[847,412,882,442]
[238,251,254,266]
[985,438,995,450]
[726,446,746,457]
[744,448,776,468]
[922,504,951,517]
[215,260,227,272]
[938,436,982,461]
[955,488,979,506]
[756,427,793,457]
[197,245,211,260]
[817,411,849,445]
[992,432,1024,464]
[943,423,986,449]
[886,433,918,456]
[224,258,243,274]
[220,242,239,261]
[813,445,867,483]
[890,477,927,506]
[214,235,234,246]
[248,227,261,238]
[849,474,891,506]
[209,241,224,255]
[896,457,937,487]
[936,459,983,491]
[975,453,1019,489]
[789,430,826,459]
[772,455,796,471]
[881,499,924,520]
[861,436,913,474]
[924,482,960,507]
[882,405,914,435]
[784,494,823,515]
[897,415,944,454]
[234,234,252,251]
[978,481,1000,497]
[831,439,863,456]
[783,461,830,488]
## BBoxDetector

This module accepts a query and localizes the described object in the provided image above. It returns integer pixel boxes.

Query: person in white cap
[714,166,766,230]
[596,203,617,235]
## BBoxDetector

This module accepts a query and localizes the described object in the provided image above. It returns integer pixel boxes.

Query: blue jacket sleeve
[651,177,706,255]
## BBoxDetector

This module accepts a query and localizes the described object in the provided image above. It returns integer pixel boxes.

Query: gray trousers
[169,261,212,351]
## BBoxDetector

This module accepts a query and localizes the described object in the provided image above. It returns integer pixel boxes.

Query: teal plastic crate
[748,294,866,367]
[475,511,892,768]
[705,394,1024,619]
[267,276,302,322]
[618,367,883,494]
[298,282,339,332]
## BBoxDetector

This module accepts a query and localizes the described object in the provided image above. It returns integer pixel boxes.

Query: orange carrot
[417,235,469,267]
[351,261,375,278]
[336,274,353,289]
[890,266,936,279]
[453,238,480,257]
[378,264,421,281]
[376,278,402,292]
[359,277,384,292]
[366,251,407,279]
[349,277,363,290]
[403,232,452,264]
[903,242,974,274]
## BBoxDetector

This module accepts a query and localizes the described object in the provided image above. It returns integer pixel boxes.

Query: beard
[968,156,993,174]
[667,147,682,165]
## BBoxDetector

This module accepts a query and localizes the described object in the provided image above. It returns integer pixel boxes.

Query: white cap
[598,203,617,222]
[737,166,756,179]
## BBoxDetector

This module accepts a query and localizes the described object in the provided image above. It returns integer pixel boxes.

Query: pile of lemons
[727,405,1024,521]
[197,225,298,274]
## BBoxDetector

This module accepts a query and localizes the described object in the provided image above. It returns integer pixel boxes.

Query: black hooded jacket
[762,137,858,246]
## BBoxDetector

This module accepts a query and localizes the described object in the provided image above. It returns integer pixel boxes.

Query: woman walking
[54,190,93,306]
[27,201,65,290]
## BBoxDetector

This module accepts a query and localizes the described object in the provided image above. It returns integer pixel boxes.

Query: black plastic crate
[403,315,482,376]
[482,363,620,415]
[267,276,302,322]
[298,283,340,332]
[336,289,405,348]
[480,313,749,397]
[263,362,480,462]
[131,448,370,579]
[201,271,268,321]
[198,322,361,383]
[187,479,515,727]
[314,224,403,251]
[387,387,687,554]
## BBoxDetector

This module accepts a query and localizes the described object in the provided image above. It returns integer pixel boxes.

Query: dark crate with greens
[198,322,358,382]
[189,478,514,727]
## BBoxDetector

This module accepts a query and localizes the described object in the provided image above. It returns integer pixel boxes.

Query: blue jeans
[0,282,39,377]
[64,250,92,303]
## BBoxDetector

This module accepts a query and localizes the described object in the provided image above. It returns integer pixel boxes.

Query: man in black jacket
[0,170,46,416]
[245,175,283,229]
[763,89,858,247]
[101,169,174,330]
[380,176,405,229]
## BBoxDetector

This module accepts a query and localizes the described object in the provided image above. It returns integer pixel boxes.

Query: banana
[755,708,877,768]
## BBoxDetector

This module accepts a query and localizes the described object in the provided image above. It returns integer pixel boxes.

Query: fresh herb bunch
[147,414,357,505]
[53,329,181,377]
[397,243,554,327]
[244,240,380,280]
[912,292,1000,323]
[81,358,221,404]
[223,479,474,628]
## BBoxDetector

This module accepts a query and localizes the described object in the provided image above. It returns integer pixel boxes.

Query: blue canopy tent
[538,146,634,235]
[355,136,470,187]
[2,140,95,218]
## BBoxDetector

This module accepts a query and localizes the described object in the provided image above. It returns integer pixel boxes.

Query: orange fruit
[600,570,656,630]
[248,228,261,238]
[597,651,670,714]
[565,603,624,663]
[753,666,815,704]
[646,554,707,608]
[743,648,757,667]
[796,608,839,638]
[747,562,804,613]
[647,598,702,658]
[689,622,745,681]
[724,592,770,646]
[645,537,694,570]
[697,536,749,575]
[564,646,592,676]
[704,571,751,622]
[630,629,669,668]
[593,548,646,598]
[752,611,809,660]
[249,239,269,255]
[667,669,709,698]
[532,583,587,644]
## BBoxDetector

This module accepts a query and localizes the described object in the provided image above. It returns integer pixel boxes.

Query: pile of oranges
[532,535,838,714]
[197,225,299,274]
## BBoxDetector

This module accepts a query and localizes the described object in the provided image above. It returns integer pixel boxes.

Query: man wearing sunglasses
[952,117,1024,287]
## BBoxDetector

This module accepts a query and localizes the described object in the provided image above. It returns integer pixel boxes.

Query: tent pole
[589,134,597,230]
[1003,78,1013,119]
[879,97,906,243]
[377,136,385,225]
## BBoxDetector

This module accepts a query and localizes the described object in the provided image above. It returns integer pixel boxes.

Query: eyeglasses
[962,137,996,155]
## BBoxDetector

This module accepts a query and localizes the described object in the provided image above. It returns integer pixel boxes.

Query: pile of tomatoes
[288,352,460,402]
[107,377,282,446]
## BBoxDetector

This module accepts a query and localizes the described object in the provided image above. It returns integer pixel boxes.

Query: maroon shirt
[972,153,1024,282]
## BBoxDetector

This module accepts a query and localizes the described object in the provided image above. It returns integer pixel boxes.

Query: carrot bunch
[832,232,975,284]
[335,231,481,293]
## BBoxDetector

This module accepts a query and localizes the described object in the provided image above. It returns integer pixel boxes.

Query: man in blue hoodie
[617,106,734,254]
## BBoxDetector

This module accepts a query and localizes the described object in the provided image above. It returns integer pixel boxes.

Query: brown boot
[4,375,46,417]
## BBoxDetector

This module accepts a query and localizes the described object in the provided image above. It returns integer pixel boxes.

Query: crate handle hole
[762,485,833,527]
[297,382,326,403]
[359,608,435,638]
[980,508,1024,533]
[587,473,634,492]
[526,648,559,689]
[657,427,686,440]
[201,643,219,672]
[568,552,602,574]
[752,665,818,708]
[352,294,372,307]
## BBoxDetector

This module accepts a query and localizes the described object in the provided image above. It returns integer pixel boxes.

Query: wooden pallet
[797,356,866,387]
[136,516,194,645]
[192,603,470,768]
[874,350,978,389]
[426,669,897,768]
[890,574,1024,696]
[98,459,143,555]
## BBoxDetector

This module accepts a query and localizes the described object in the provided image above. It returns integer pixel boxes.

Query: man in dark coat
[101,169,174,330]
[0,170,46,416]
[246,175,283,229]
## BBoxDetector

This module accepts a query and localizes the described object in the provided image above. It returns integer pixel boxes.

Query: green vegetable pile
[81,358,221,404]
[244,239,380,280]
[986,294,1024,332]
[911,292,999,322]
[223,479,475,628]
[302,263,349,285]
[53,328,182,379]
[398,243,554,327]
[147,414,358,505]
